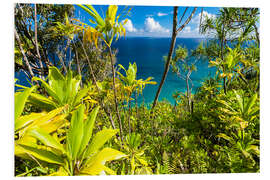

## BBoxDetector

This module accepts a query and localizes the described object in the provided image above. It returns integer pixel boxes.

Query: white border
[1,0,269,180]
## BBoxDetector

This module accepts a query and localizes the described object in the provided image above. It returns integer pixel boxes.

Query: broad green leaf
[28,93,58,111]
[226,53,233,69]
[82,147,126,175]
[48,66,65,82]
[234,91,244,113]
[72,88,89,107]
[67,104,85,160]
[26,106,66,131]
[81,163,116,175]
[78,106,100,157]
[244,93,257,115]
[39,114,67,134]
[15,112,46,133]
[16,144,64,165]
[32,77,61,103]
[48,67,67,104]
[27,128,65,153]
[15,86,36,122]
[84,129,119,157]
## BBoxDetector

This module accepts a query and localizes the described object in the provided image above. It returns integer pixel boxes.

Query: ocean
[113,37,216,106]
[15,37,216,105]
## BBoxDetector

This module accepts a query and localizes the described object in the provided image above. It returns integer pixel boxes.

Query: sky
[74,5,220,38]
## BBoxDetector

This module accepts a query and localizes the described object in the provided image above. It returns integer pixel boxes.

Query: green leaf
[72,88,89,107]
[28,93,58,111]
[78,5,105,27]
[48,67,67,103]
[15,112,46,132]
[217,133,233,142]
[19,106,66,135]
[16,144,64,165]
[15,86,36,122]
[67,104,85,160]
[234,91,244,113]
[82,147,126,175]
[84,129,119,157]
[48,66,65,82]
[78,106,100,157]
[27,128,65,153]
[32,77,61,103]
[244,93,257,115]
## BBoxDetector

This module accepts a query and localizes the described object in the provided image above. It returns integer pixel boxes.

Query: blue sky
[74,5,220,38]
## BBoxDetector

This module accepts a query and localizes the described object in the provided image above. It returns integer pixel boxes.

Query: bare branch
[14,28,35,79]
[34,4,44,79]
[178,7,188,25]
[177,7,197,33]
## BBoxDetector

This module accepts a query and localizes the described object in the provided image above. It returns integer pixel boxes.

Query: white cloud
[157,12,168,17]
[182,26,191,33]
[122,19,137,32]
[144,17,169,33]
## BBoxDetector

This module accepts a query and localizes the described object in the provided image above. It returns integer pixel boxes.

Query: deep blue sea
[112,37,215,106]
[15,37,216,105]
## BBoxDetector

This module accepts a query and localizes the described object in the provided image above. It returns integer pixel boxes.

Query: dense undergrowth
[14,4,259,176]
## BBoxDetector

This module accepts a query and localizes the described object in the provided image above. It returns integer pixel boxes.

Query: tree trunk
[152,7,197,110]
[151,7,178,110]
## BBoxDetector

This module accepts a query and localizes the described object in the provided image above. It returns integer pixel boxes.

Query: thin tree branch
[176,7,197,33]
[34,4,44,79]
[14,28,35,79]
[178,7,188,25]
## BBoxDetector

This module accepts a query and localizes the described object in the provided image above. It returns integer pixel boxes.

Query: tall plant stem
[128,94,132,135]
[78,40,116,130]
[14,29,35,79]
[108,47,123,142]
[78,40,98,86]
[151,7,178,110]
[220,13,227,94]
[186,72,192,113]
[75,50,82,76]
[34,4,44,80]
[151,7,197,110]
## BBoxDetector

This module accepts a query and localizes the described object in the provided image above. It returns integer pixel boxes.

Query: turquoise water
[113,37,216,105]
[15,37,216,105]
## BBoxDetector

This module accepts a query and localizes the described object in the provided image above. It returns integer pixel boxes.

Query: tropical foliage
[14,4,259,176]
